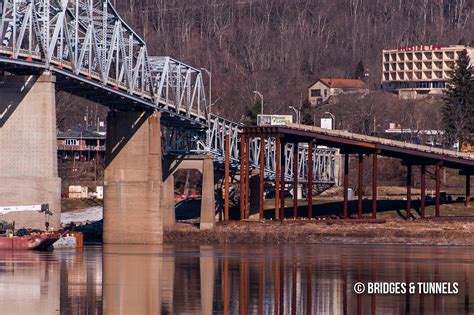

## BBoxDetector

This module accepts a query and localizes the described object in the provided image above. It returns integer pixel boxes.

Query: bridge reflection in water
[0,244,472,314]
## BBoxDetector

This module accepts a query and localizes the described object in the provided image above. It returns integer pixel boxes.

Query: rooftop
[318,78,368,90]
[57,127,106,140]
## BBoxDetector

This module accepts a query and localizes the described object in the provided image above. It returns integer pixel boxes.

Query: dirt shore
[164,218,474,246]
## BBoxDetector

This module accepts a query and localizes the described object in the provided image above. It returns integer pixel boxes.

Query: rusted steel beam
[239,259,244,313]
[224,133,230,224]
[342,262,348,315]
[466,175,471,208]
[223,257,229,315]
[280,152,286,219]
[421,165,426,219]
[357,266,362,315]
[371,258,376,315]
[244,260,249,315]
[275,137,281,220]
[435,165,441,217]
[240,133,246,220]
[372,153,378,219]
[248,126,474,170]
[343,154,349,219]
[358,153,364,218]
[258,261,263,315]
[293,142,298,219]
[291,260,297,314]
[279,257,284,314]
[306,262,312,314]
[406,164,412,219]
[274,258,280,315]
[259,135,265,220]
[245,136,251,219]
[307,141,313,219]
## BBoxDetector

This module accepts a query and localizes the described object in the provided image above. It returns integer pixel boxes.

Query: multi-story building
[381,45,474,99]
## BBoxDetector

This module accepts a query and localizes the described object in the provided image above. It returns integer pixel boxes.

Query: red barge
[0,233,60,251]
[0,203,59,250]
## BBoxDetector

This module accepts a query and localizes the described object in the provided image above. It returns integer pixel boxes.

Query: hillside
[57,0,473,127]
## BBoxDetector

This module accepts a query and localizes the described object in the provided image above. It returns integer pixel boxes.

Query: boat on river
[0,233,60,251]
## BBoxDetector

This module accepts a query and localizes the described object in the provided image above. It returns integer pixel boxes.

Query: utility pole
[289,106,301,124]
[253,90,263,115]
[325,111,336,130]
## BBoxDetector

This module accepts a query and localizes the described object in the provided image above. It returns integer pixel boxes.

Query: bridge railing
[290,123,474,161]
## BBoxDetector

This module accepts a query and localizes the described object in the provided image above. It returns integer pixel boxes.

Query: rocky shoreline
[164,219,474,246]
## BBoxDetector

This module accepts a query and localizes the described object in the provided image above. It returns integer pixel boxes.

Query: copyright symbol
[354,282,365,294]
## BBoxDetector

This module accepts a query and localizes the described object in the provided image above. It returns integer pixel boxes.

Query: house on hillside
[57,127,106,161]
[308,78,369,105]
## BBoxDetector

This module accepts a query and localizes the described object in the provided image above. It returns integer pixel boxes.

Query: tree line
[111,0,472,121]
[57,0,472,148]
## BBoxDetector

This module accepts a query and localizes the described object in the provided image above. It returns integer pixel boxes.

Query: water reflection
[0,251,60,314]
[0,244,473,314]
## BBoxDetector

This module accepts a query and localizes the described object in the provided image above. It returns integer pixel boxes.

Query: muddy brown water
[0,244,472,314]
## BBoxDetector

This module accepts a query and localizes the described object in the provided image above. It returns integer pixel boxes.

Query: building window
[432,82,445,89]
[415,82,429,89]
[65,139,79,146]
[311,89,321,97]
[324,89,328,97]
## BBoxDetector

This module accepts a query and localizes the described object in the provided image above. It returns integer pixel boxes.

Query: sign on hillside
[257,115,293,126]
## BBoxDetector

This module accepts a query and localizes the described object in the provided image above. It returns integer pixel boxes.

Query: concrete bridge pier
[163,155,216,230]
[103,111,163,244]
[200,245,215,314]
[0,73,61,230]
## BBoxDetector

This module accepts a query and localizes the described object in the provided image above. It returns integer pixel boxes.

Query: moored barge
[0,233,60,251]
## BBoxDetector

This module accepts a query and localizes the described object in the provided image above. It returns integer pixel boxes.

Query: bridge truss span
[0,0,208,123]
[0,0,337,185]
[200,116,337,184]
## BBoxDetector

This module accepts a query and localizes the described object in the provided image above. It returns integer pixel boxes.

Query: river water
[0,244,472,314]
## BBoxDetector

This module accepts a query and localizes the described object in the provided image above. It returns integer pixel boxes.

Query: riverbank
[164,218,474,246]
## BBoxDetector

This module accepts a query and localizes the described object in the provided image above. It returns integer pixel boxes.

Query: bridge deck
[236,123,473,222]
[244,123,473,172]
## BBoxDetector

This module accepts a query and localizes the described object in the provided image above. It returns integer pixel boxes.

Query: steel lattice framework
[0,0,336,184]
[172,117,337,184]
[0,0,208,121]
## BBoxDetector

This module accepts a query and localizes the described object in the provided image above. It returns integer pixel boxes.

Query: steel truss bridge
[0,0,336,184]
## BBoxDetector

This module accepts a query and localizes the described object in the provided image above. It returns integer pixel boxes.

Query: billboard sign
[257,115,293,126]
[320,118,333,130]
